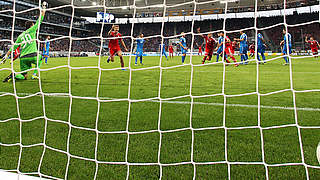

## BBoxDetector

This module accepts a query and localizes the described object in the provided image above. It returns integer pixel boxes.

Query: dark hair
[25,21,33,29]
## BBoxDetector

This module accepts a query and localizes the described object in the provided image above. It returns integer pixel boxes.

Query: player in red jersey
[168,44,174,59]
[224,34,238,66]
[196,43,203,56]
[107,25,128,69]
[249,43,255,57]
[231,41,237,55]
[1,46,20,65]
[305,36,320,58]
[197,28,216,64]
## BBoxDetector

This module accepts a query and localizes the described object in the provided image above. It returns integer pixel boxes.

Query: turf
[0,55,320,179]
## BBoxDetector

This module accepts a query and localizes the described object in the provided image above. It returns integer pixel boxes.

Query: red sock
[231,56,237,62]
[120,57,124,68]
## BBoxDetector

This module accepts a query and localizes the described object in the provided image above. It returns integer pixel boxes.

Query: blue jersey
[283,33,292,47]
[240,33,247,47]
[160,44,166,52]
[180,37,187,48]
[257,33,264,47]
[136,39,145,51]
[44,40,50,52]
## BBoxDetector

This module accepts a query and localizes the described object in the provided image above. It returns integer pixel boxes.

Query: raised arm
[305,36,308,43]
[197,27,204,38]
[108,25,114,36]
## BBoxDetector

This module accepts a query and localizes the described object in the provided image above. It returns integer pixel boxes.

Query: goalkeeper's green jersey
[10,15,44,58]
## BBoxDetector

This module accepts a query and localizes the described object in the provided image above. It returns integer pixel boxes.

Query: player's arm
[108,25,114,36]
[280,40,284,46]
[305,36,308,43]
[234,37,244,41]
[28,2,46,33]
[1,37,22,64]
[196,28,204,38]
[178,42,187,50]
[121,39,128,51]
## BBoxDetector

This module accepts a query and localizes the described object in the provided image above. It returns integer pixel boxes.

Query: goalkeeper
[1,2,47,82]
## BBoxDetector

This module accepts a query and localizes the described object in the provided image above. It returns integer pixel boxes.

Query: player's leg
[135,52,139,65]
[117,51,125,69]
[32,55,43,79]
[163,51,168,60]
[282,46,289,64]
[216,48,221,62]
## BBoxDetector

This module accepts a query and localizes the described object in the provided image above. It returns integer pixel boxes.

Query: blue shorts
[282,46,292,54]
[181,48,187,54]
[217,47,223,54]
[136,50,143,56]
[43,51,49,56]
[257,45,265,54]
[239,45,248,54]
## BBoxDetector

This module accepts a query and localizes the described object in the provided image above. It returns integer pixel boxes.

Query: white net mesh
[0,0,320,179]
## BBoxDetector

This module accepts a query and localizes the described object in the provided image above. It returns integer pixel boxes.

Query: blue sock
[45,57,48,63]
[257,54,261,61]
[241,55,244,62]
[245,54,248,60]
[182,55,186,63]
[135,56,138,64]
[216,54,219,62]
[261,53,266,61]
[284,56,288,63]
[140,56,143,64]
[163,52,168,59]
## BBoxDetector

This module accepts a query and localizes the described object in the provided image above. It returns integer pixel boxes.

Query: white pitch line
[1,92,320,112]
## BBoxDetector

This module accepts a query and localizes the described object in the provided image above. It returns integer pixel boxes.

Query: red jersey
[249,44,255,50]
[169,45,173,52]
[232,41,237,50]
[225,36,232,48]
[199,46,202,52]
[308,40,319,50]
[13,46,20,61]
[109,31,122,48]
[204,35,215,51]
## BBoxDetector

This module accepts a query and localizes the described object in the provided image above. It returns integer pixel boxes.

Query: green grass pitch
[0,55,320,179]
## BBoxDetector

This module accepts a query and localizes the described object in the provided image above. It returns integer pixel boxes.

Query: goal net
[0,0,320,179]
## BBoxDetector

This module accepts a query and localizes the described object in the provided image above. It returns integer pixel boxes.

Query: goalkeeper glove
[0,54,8,65]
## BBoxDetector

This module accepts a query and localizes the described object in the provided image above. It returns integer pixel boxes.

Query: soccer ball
[317,142,320,165]
[42,1,48,9]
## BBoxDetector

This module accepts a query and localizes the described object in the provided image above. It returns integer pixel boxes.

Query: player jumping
[43,35,50,64]
[178,32,188,64]
[107,25,128,69]
[197,28,216,64]
[135,33,145,65]
[257,32,267,64]
[235,31,249,64]
[280,29,292,65]
[2,2,47,82]
[305,36,320,59]
[169,44,174,59]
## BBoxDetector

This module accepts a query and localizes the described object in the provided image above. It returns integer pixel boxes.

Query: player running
[196,43,203,56]
[257,32,267,64]
[224,34,239,67]
[42,35,50,64]
[135,33,145,65]
[215,32,224,62]
[235,31,249,64]
[2,2,47,82]
[107,25,128,69]
[305,36,320,59]
[178,32,188,64]
[159,43,168,60]
[197,28,216,64]
[169,44,174,59]
[280,29,292,65]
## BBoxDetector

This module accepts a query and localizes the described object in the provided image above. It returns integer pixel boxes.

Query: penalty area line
[1,92,320,112]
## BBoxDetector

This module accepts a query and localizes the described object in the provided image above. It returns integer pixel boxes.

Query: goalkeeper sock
[15,74,25,80]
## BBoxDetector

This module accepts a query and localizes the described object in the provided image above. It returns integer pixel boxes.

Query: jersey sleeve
[27,15,44,34]
[9,36,22,52]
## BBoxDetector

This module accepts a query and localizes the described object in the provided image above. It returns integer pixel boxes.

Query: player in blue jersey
[178,32,188,64]
[135,33,145,65]
[257,32,267,64]
[280,29,292,65]
[42,35,50,64]
[216,32,224,62]
[159,43,168,60]
[235,31,249,64]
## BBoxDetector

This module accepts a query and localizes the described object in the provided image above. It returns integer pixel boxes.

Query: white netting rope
[0,0,320,179]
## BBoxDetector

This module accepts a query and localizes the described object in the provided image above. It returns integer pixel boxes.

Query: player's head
[139,33,144,38]
[282,29,287,34]
[220,31,224,36]
[240,31,244,34]
[46,35,50,40]
[113,25,119,32]
[25,21,34,29]
[208,33,212,38]
[310,36,314,40]
[181,32,185,37]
